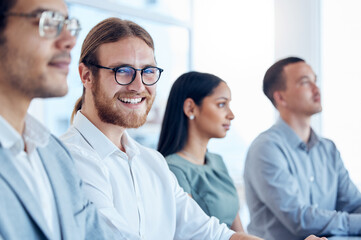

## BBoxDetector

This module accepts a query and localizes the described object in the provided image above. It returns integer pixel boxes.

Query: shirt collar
[0,116,22,151]
[0,114,50,154]
[307,128,319,149]
[23,114,50,152]
[73,111,140,160]
[275,118,319,151]
[121,130,140,160]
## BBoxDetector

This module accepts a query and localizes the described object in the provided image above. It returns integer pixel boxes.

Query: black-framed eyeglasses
[3,10,81,38]
[90,63,164,86]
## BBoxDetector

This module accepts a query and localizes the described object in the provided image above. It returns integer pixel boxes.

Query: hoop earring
[189,115,195,120]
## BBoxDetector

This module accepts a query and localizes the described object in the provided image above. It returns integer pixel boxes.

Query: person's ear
[79,63,94,89]
[183,98,197,120]
[273,91,287,108]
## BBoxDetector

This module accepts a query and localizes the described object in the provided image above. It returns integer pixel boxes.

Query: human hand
[305,235,328,240]
[229,232,263,240]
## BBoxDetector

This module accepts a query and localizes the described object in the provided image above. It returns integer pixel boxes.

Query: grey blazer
[0,135,113,240]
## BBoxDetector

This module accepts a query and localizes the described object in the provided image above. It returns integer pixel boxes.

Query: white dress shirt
[61,111,234,240]
[0,115,60,239]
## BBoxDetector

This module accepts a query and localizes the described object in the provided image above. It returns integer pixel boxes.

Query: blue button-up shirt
[244,118,361,240]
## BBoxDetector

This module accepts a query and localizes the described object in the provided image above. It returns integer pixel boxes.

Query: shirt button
[310,176,314,182]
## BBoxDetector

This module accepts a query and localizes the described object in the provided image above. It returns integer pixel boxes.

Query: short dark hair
[157,71,224,157]
[0,0,17,44]
[263,56,305,107]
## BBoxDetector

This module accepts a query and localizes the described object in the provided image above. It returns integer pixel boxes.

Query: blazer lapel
[0,148,52,239]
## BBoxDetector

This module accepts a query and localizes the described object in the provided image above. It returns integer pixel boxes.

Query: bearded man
[60,17,268,240]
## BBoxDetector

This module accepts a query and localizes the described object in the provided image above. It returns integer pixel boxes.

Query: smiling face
[193,81,234,139]
[0,0,76,100]
[90,37,156,128]
[278,61,322,117]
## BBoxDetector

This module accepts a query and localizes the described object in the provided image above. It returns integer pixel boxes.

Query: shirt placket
[308,149,320,208]
[18,150,56,237]
[127,157,146,239]
[301,143,317,207]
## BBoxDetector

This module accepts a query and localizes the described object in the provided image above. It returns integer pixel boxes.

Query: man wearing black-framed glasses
[0,0,123,239]
[89,63,163,86]
[60,17,269,240]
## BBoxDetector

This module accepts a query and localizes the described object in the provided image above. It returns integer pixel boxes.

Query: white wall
[192,0,276,226]
[274,0,322,132]
[322,0,361,188]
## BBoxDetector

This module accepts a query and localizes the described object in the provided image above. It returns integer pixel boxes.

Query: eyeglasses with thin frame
[3,10,81,38]
[90,63,164,86]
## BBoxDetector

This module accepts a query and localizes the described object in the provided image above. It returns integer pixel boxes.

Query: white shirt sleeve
[169,171,235,240]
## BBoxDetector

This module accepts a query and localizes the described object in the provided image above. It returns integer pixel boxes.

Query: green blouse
[166,152,239,228]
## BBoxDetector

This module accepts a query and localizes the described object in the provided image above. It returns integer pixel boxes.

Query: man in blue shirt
[244,57,361,240]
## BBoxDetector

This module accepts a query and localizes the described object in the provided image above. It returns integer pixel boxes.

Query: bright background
[28,0,361,228]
